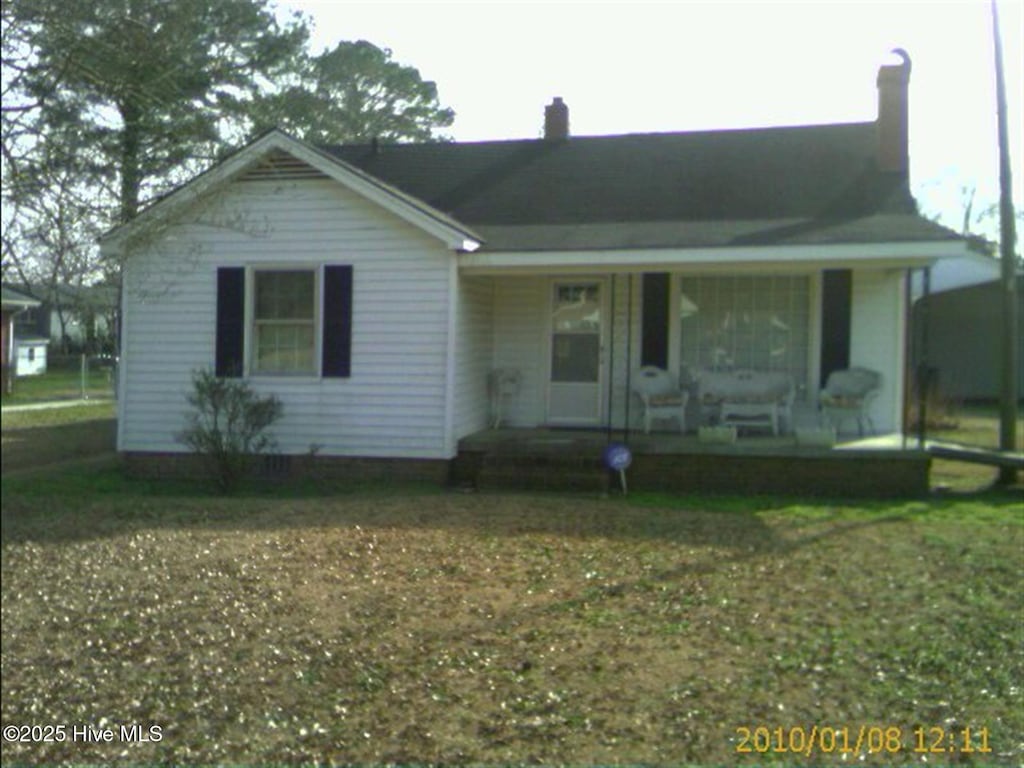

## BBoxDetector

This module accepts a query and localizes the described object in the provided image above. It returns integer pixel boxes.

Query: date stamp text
[735,724,991,757]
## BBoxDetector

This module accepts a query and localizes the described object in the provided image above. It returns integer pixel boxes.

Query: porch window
[679,275,810,393]
[253,269,316,374]
[551,284,600,382]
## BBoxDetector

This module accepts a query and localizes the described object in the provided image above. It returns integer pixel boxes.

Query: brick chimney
[876,49,911,175]
[544,97,569,141]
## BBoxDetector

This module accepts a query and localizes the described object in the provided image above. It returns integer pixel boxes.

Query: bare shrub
[177,369,282,492]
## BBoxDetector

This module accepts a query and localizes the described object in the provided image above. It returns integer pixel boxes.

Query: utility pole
[992,0,1020,483]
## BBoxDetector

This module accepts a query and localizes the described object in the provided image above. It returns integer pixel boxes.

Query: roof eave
[458,239,973,275]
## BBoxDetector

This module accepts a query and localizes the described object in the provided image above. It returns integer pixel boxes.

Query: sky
[278,0,1023,240]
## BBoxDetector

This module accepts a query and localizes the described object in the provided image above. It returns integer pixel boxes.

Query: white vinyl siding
[490,277,547,426]
[118,175,456,459]
[849,269,905,433]
[453,276,495,440]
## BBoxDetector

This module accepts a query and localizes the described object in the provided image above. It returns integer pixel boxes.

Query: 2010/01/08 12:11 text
[735,724,991,757]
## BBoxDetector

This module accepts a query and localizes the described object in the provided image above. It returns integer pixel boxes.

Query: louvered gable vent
[239,149,328,182]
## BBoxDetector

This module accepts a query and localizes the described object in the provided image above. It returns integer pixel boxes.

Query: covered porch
[449,234,973,500]
[458,255,934,442]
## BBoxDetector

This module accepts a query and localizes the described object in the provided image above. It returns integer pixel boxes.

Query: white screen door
[547,281,605,425]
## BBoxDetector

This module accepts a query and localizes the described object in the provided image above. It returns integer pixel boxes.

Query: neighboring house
[909,246,1002,299]
[913,274,1024,401]
[13,283,118,354]
[14,336,49,376]
[102,55,967,472]
[1,286,42,394]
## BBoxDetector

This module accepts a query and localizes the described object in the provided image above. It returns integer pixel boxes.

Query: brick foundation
[456,445,930,498]
[626,449,930,497]
[121,445,930,498]
[121,451,451,486]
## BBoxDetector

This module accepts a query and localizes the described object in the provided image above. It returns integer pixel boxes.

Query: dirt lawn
[1,476,1020,765]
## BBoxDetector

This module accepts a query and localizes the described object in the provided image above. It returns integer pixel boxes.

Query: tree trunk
[119,98,142,223]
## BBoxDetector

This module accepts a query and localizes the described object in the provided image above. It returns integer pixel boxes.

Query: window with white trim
[216,265,352,379]
[252,269,317,374]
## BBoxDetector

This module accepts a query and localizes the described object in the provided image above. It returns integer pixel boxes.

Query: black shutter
[641,272,670,369]
[215,267,245,377]
[322,265,353,378]
[820,269,852,387]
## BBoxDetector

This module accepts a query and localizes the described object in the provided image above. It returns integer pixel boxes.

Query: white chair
[632,366,689,434]
[819,367,882,435]
[489,368,521,428]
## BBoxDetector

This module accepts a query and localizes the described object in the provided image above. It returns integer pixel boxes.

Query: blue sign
[602,442,633,471]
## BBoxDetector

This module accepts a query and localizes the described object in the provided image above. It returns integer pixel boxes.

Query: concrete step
[456,450,609,493]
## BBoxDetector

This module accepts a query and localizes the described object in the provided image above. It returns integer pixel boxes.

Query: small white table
[720,400,780,436]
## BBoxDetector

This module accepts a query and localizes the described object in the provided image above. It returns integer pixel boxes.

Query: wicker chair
[819,367,882,435]
[632,366,689,434]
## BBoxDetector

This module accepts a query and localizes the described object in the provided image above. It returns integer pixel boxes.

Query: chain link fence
[2,353,117,404]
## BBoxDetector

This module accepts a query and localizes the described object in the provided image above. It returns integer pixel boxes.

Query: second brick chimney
[876,49,912,175]
[544,97,569,141]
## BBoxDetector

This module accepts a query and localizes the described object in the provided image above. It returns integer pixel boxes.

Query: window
[551,283,601,383]
[215,265,352,379]
[253,270,316,374]
[679,275,810,395]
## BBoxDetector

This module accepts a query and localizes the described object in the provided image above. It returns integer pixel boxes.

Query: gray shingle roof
[326,122,958,251]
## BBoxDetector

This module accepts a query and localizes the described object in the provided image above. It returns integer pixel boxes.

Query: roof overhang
[101,130,482,256]
[457,240,972,276]
[1,293,41,311]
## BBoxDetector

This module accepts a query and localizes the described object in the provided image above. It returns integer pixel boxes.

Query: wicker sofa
[696,369,795,436]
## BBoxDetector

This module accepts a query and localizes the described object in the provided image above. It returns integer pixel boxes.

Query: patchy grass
[1,402,116,473]
[1,358,115,404]
[927,403,1024,451]
[930,457,1003,493]
[926,405,1023,492]
[1,468,1020,766]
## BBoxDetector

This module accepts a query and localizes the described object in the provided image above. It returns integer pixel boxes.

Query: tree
[247,40,455,144]
[2,0,457,315]
[9,0,310,223]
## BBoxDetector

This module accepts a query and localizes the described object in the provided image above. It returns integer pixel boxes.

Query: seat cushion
[821,394,863,407]
[724,393,778,404]
[649,394,685,406]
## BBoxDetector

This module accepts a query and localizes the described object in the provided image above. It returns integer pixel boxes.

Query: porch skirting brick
[122,446,930,498]
[625,450,930,498]
[456,444,931,498]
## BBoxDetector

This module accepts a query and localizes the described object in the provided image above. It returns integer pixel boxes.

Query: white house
[910,246,1002,299]
[2,286,42,393]
[14,336,49,376]
[101,55,968,480]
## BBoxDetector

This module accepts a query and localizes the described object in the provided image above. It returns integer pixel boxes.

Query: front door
[547,280,606,425]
